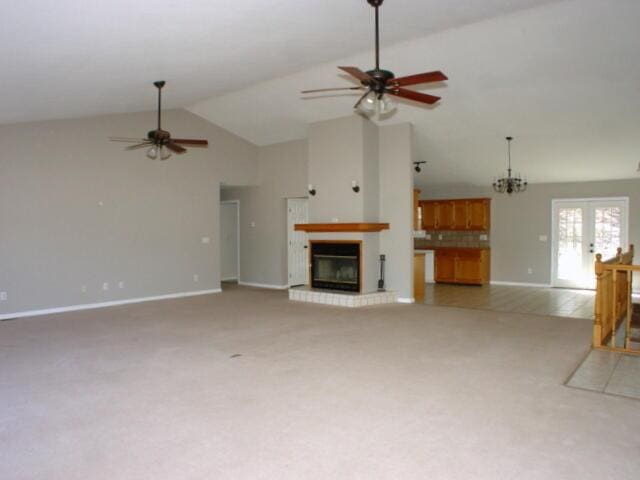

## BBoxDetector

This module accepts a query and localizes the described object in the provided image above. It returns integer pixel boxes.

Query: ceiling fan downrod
[154,80,165,131]
[367,0,384,71]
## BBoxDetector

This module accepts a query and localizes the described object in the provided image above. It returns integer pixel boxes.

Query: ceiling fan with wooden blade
[302,0,447,115]
[109,81,208,160]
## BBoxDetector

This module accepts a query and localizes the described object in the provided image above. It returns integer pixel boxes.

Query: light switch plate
[539,235,548,242]
[201,237,210,244]
[479,234,488,241]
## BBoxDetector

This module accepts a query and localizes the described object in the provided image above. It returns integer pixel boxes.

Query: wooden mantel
[294,223,390,233]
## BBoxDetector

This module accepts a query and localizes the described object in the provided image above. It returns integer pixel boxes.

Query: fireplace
[310,241,361,292]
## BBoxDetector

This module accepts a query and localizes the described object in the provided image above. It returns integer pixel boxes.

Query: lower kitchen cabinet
[435,248,490,285]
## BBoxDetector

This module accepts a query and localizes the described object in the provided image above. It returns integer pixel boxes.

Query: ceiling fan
[302,0,447,115]
[110,81,208,160]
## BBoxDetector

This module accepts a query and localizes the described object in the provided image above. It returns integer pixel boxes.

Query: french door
[551,198,628,289]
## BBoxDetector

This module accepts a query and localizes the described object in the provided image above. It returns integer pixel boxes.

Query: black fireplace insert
[310,242,361,292]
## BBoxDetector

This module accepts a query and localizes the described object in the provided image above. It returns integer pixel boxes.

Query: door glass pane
[557,207,583,281]
[594,206,622,259]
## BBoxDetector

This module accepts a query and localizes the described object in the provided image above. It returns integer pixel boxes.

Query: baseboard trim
[397,297,415,304]
[0,289,222,321]
[221,277,238,282]
[238,281,289,290]
[490,281,553,288]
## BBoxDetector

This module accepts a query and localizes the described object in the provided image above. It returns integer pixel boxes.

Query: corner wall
[0,109,258,316]
[222,139,308,287]
[379,124,414,300]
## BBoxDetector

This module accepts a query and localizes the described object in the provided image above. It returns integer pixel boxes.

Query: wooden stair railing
[593,244,638,352]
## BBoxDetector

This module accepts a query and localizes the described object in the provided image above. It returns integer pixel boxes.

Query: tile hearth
[289,286,397,307]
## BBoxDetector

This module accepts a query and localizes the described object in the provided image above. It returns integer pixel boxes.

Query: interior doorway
[287,198,309,287]
[551,197,629,289]
[220,200,240,282]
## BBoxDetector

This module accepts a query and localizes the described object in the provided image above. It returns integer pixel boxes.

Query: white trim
[220,199,241,282]
[397,297,415,304]
[238,281,289,290]
[491,280,553,288]
[0,289,222,321]
[221,277,238,282]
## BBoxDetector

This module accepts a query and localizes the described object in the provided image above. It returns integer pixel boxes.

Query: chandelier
[493,136,527,194]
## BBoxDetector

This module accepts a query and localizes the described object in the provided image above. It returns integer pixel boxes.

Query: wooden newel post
[593,253,604,347]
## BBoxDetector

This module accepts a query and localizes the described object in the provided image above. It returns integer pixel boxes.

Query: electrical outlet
[479,234,488,241]
[201,237,210,244]
[539,235,548,242]
[118,281,125,289]
[102,282,109,291]
[438,234,443,240]
[0,292,7,302]
[250,222,256,228]
[81,285,87,293]
[426,234,432,240]
[527,268,533,275]
[193,274,199,283]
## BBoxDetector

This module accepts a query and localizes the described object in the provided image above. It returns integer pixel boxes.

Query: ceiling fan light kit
[110,81,208,160]
[301,0,447,115]
[493,137,527,194]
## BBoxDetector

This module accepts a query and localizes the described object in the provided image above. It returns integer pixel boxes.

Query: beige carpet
[1,286,639,479]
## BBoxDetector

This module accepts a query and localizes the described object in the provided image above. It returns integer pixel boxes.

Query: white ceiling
[3,0,640,188]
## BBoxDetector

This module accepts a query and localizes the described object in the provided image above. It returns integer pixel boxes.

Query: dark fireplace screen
[311,242,360,292]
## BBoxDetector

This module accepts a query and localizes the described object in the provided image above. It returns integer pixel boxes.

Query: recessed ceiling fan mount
[110,81,208,160]
[302,0,448,115]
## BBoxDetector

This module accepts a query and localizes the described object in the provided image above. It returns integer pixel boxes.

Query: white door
[287,198,309,286]
[220,201,239,281]
[552,198,628,289]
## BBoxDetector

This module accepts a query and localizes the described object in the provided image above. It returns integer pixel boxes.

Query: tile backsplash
[415,230,490,249]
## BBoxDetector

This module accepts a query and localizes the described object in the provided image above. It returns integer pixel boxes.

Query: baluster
[612,269,618,348]
[626,270,632,350]
[593,254,603,347]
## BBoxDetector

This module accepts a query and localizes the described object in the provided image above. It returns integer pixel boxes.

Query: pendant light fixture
[493,137,527,194]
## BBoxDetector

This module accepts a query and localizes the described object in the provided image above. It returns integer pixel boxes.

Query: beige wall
[0,109,258,315]
[379,124,414,300]
[421,178,640,285]
[221,139,308,287]
[308,116,369,223]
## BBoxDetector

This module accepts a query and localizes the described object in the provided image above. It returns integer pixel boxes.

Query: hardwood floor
[423,283,595,319]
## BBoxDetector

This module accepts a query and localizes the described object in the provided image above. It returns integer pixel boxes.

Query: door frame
[220,199,240,282]
[550,196,629,288]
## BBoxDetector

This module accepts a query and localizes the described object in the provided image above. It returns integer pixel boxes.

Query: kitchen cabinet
[434,250,456,282]
[420,198,490,232]
[435,248,490,285]
[413,189,421,231]
[467,199,490,230]
[422,201,436,230]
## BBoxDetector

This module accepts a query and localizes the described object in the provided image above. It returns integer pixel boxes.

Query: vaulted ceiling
[2,0,639,188]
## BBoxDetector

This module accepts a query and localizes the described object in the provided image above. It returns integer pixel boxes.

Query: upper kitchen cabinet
[420,200,454,230]
[420,198,490,231]
[467,198,491,230]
